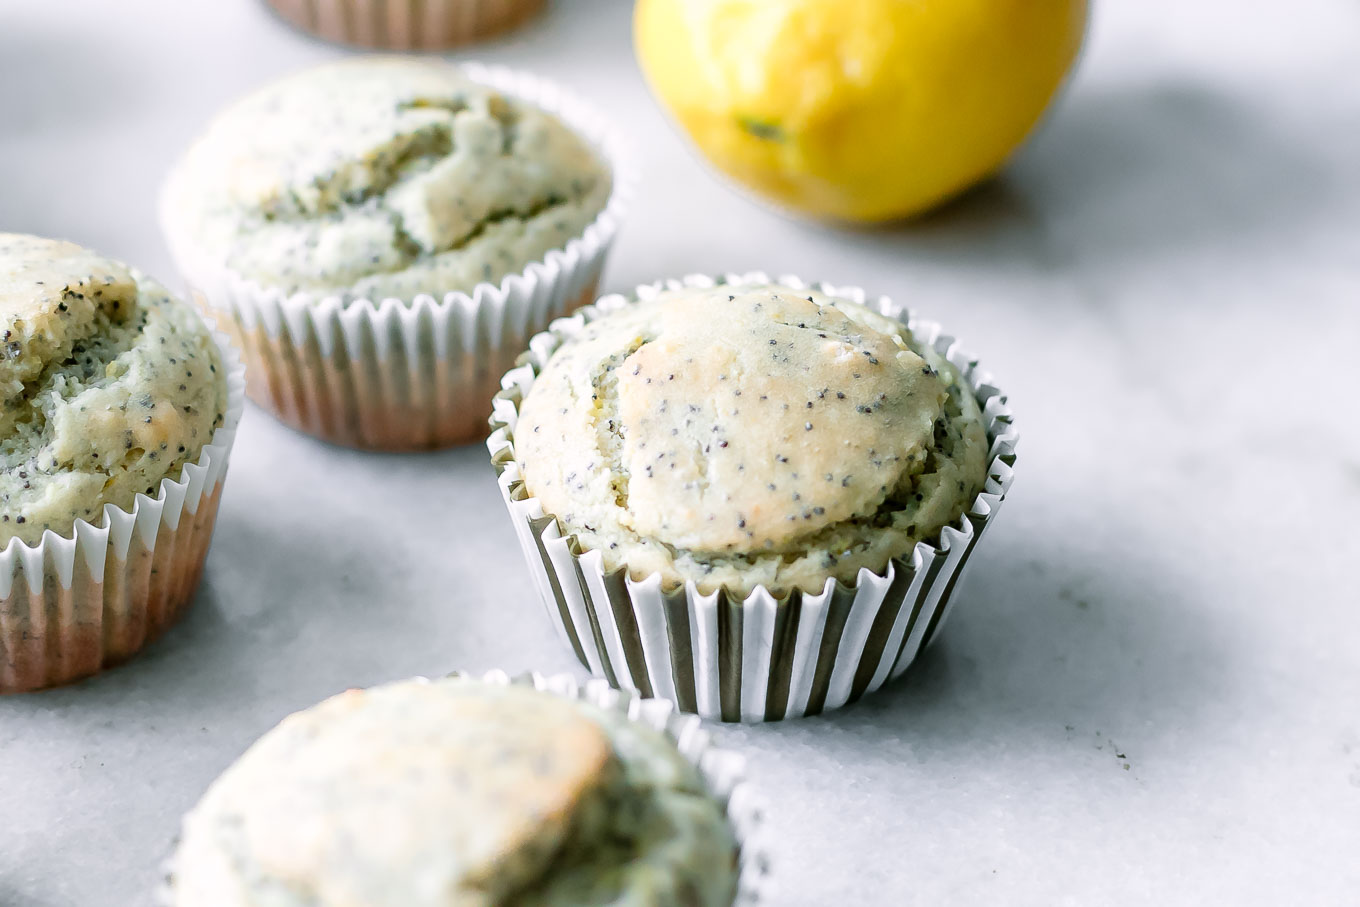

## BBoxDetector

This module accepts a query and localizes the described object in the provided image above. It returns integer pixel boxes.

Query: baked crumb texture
[164,57,610,303]
[515,283,988,596]
[490,275,1016,721]
[0,234,242,693]
[162,60,624,450]
[169,674,750,907]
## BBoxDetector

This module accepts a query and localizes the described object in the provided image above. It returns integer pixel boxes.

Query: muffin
[166,672,767,905]
[514,283,989,595]
[489,274,1016,720]
[162,57,626,450]
[264,0,545,51]
[0,234,243,693]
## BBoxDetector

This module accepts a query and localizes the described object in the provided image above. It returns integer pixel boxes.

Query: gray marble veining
[1,1,1357,904]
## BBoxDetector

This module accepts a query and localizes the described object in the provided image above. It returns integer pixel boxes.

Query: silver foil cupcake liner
[488,272,1018,722]
[264,0,545,50]
[161,63,632,451]
[0,328,246,693]
[158,669,772,904]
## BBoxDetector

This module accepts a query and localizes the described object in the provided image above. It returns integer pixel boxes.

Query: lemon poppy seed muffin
[514,283,990,596]
[0,234,226,547]
[160,57,622,450]
[162,57,612,302]
[170,677,739,907]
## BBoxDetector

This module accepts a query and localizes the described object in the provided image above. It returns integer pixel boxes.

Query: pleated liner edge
[161,62,634,450]
[0,325,246,693]
[264,0,545,51]
[488,272,1017,722]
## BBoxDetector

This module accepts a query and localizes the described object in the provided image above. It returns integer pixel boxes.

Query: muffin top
[163,58,612,302]
[171,677,738,907]
[0,234,226,547]
[514,283,990,596]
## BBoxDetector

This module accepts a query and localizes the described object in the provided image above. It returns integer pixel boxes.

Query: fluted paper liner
[162,63,632,451]
[158,669,772,904]
[488,273,1018,722]
[264,0,545,50]
[0,330,246,694]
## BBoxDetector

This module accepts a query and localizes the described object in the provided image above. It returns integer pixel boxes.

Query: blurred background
[1,1,1358,904]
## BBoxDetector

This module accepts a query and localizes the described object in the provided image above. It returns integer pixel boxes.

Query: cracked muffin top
[0,234,226,547]
[162,57,611,302]
[170,677,738,907]
[514,283,990,596]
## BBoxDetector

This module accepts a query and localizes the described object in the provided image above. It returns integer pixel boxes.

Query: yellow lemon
[634,0,1088,222]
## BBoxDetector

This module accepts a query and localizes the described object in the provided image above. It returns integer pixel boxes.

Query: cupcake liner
[0,328,246,694]
[488,272,1018,722]
[157,669,772,904]
[263,0,545,50]
[162,63,632,451]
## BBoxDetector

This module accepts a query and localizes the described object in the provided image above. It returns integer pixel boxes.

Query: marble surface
[2,1,1359,904]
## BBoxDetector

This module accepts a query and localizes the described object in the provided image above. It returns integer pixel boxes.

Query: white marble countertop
[2,1,1358,904]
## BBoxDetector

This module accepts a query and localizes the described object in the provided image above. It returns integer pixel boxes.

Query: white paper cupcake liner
[488,272,1018,722]
[0,327,246,694]
[161,63,632,451]
[157,669,772,905]
[264,0,545,50]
